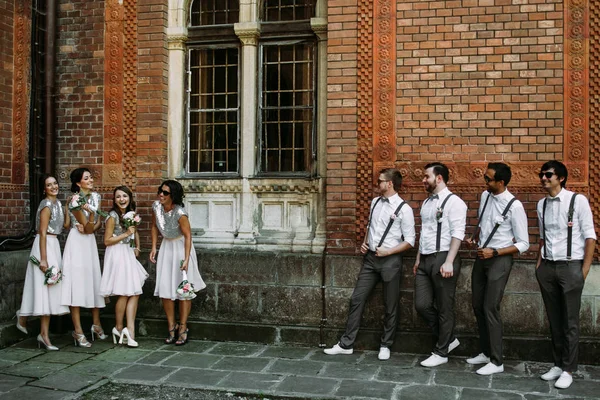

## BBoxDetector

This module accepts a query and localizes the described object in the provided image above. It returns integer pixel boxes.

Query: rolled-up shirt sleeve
[399,204,416,247]
[577,196,597,240]
[448,198,467,241]
[511,202,530,254]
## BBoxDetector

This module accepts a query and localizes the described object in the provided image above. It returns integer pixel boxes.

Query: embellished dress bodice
[152,200,187,238]
[36,198,64,235]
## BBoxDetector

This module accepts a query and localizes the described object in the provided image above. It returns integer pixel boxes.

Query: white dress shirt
[537,188,596,261]
[418,187,467,255]
[367,193,416,251]
[477,189,529,254]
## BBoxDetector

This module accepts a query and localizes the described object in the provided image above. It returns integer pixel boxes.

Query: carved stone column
[167,33,187,177]
[234,22,261,243]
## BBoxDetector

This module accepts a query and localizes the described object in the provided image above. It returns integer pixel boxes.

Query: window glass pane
[263,0,315,21]
[261,43,314,173]
[188,48,239,173]
[190,0,239,26]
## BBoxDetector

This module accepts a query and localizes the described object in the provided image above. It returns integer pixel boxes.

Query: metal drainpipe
[318,244,327,348]
[45,0,56,173]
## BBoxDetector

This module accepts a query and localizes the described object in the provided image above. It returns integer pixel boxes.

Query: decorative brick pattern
[590,0,600,232]
[11,0,29,185]
[123,0,137,189]
[0,0,14,183]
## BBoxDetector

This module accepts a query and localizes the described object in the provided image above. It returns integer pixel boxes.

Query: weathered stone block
[328,255,361,287]
[276,254,322,286]
[501,293,544,335]
[260,286,322,325]
[216,284,261,322]
[200,251,277,284]
[506,262,540,293]
[579,296,594,336]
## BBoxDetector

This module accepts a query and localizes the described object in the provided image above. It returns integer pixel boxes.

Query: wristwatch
[492,249,499,257]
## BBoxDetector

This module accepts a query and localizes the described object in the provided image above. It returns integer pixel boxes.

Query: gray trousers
[471,254,513,366]
[339,251,402,349]
[415,252,461,357]
[536,259,584,372]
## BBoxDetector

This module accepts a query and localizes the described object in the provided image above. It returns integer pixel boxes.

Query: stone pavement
[0,334,598,399]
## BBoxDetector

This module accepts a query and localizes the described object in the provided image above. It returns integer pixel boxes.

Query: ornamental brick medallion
[355,0,374,247]
[103,0,125,187]
[11,0,30,185]
[564,0,589,186]
[590,0,600,230]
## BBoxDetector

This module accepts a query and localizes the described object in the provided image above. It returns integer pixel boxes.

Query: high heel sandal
[14,309,27,335]
[37,334,59,351]
[111,327,122,344]
[91,325,108,341]
[72,331,92,348]
[175,325,189,346]
[164,324,179,344]
[119,327,138,348]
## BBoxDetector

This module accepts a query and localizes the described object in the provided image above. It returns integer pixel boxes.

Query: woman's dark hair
[40,174,59,198]
[158,180,185,207]
[110,186,136,218]
[70,167,91,193]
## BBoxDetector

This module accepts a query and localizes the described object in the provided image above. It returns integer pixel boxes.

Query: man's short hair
[380,168,403,191]
[541,160,568,188]
[424,162,449,184]
[487,162,511,186]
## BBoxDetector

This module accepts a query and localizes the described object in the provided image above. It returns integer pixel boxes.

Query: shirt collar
[546,187,567,202]
[383,193,401,206]
[490,188,512,200]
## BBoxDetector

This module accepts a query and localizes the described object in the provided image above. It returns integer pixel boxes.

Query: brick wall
[0,0,13,184]
[325,0,360,253]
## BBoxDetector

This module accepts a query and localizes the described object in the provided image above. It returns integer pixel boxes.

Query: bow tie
[381,197,390,203]
[547,196,561,202]
[427,194,439,202]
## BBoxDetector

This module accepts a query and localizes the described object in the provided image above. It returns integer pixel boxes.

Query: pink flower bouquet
[29,255,62,285]
[122,211,142,248]
[176,268,197,300]
[69,194,108,217]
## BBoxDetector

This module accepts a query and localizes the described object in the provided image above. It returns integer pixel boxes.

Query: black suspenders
[481,197,517,249]
[435,194,455,252]
[542,193,578,260]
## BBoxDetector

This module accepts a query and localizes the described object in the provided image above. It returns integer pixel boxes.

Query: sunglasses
[538,171,556,179]
[377,179,390,184]
[158,189,171,196]
[483,175,495,183]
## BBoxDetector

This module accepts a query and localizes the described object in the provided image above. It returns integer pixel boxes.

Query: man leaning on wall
[535,160,596,389]
[324,168,415,360]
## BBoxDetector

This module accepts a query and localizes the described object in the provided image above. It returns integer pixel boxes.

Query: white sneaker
[421,353,448,367]
[323,343,353,355]
[448,338,460,353]
[476,362,504,375]
[540,366,563,381]
[378,346,390,360]
[466,353,491,365]
[554,372,573,389]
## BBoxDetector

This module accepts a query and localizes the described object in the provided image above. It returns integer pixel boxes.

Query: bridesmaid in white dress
[61,167,107,347]
[17,174,70,350]
[100,186,148,347]
[150,180,205,346]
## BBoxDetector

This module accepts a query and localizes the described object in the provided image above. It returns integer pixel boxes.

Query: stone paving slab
[216,371,283,391]
[461,388,524,400]
[161,352,222,369]
[258,346,313,359]
[334,379,396,399]
[136,350,177,365]
[276,375,338,396]
[32,350,93,365]
[267,359,325,376]
[0,385,72,400]
[207,343,266,357]
[211,356,272,372]
[376,365,432,384]
[160,341,216,354]
[114,364,178,382]
[491,373,553,394]
[0,360,70,379]
[397,384,458,400]
[319,362,380,380]
[0,374,31,393]
[433,370,491,389]
[28,369,102,392]
[165,368,230,387]
[0,348,39,363]
[91,347,150,363]
[63,359,125,377]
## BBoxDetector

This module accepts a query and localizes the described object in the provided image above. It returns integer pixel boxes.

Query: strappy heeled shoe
[175,324,189,346]
[72,331,92,348]
[164,323,179,344]
[119,327,138,348]
[111,327,122,344]
[91,325,108,341]
[37,334,59,351]
[14,309,27,335]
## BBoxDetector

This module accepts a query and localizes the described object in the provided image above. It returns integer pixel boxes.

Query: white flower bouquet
[122,211,142,248]
[69,194,108,217]
[176,264,196,300]
[29,255,62,285]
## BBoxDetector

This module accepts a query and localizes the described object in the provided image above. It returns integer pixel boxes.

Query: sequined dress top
[36,198,64,235]
[153,200,188,238]
[108,211,132,245]
[68,192,101,225]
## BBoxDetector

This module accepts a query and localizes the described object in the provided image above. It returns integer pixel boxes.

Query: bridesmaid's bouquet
[69,194,108,217]
[29,256,63,285]
[176,265,197,300]
[122,211,142,248]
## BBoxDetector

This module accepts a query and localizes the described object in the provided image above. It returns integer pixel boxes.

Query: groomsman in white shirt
[466,162,529,375]
[324,168,415,360]
[413,162,467,367]
[535,160,596,389]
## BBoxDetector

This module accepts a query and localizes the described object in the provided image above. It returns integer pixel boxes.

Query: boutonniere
[493,215,506,226]
[435,207,443,221]
[567,209,575,227]
[390,213,396,220]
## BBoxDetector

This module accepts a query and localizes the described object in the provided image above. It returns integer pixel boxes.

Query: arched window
[190,0,239,26]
